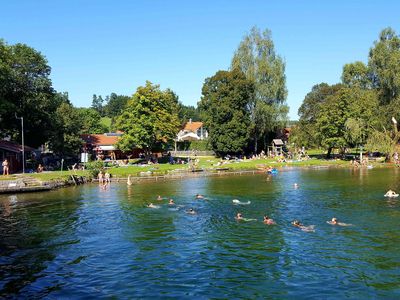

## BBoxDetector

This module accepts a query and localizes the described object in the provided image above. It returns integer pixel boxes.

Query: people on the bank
[263,215,275,225]
[37,164,44,173]
[2,159,9,176]
[327,217,352,226]
[384,189,398,197]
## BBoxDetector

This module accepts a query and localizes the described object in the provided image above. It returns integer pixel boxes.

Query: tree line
[290,27,400,159]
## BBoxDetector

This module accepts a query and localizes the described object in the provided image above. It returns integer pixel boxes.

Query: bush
[85,160,104,178]
[188,140,211,151]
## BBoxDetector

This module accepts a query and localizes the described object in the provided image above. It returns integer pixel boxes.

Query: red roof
[183,121,203,132]
[0,140,35,153]
[81,134,120,146]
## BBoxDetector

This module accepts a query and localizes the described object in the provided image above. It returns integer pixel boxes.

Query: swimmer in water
[327,217,352,226]
[235,213,244,220]
[294,183,299,188]
[195,194,205,199]
[157,195,163,201]
[168,199,175,205]
[292,220,315,232]
[186,208,196,215]
[263,215,275,225]
[147,203,157,208]
[384,190,397,197]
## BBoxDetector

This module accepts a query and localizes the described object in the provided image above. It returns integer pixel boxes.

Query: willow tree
[116,81,180,158]
[231,26,288,153]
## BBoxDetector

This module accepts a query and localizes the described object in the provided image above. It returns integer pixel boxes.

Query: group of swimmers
[147,193,205,214]
[235,213,351,231]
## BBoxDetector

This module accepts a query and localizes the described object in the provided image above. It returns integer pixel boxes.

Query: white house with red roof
[177,119,208,141]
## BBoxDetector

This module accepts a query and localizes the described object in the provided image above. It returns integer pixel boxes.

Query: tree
[115,81,180,157]
[178,103,200,125]
[295,83,343,148]
[231,26,288,152]
[104,93,130,118]
[91,94,104,116]
[0,40,56,147]
[316,87,379,157]
[198,69,254,157]
[368,27,400,104]
[77,108,108,134]
[48,93,84,156]
[341,61,371,89]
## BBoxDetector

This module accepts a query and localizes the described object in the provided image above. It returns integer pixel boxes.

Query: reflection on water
[1,168,400,298]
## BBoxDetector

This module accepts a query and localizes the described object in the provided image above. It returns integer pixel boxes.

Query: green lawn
[1,154,386,182]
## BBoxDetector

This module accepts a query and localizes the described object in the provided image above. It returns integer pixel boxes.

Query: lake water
[1,168,400,298]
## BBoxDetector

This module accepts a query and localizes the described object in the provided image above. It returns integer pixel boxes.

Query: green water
[1,167,400,298]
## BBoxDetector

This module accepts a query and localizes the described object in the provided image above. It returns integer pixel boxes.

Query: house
[0,140,35,173]
[176,119,208,142]
[81,132,140,160]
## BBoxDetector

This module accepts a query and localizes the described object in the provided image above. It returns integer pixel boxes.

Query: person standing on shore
[2,159,9,175]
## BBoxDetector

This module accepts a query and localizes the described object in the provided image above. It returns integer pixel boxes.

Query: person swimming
[195,194,205,199]
[292,220,315,232]
[147,203,159,208]
[327,217,352,226]
[294,183,299,188]
[157,195,163,201]
[186,208,196,215]
[263,215,275,225]
[168,199,175,205]
[384,190,398,197]
[235,213,244,220]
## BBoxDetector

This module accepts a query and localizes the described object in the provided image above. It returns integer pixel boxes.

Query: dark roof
[0,140,35,153]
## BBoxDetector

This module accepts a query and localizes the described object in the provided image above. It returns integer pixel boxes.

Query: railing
[173,150,214,157]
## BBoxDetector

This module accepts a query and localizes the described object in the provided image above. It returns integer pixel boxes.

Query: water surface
[1,167,400,298]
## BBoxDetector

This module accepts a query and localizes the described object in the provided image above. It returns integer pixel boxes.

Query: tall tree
[115,81,180,157]
[294,83,343,148]
[316,87,379,157]
[198,69,254,157]
[231,26,288,153]
[91,94,104,116]
[0,40,56,147]
[368,27,400,104]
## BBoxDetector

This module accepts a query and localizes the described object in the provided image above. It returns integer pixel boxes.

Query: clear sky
[1,0,399,119]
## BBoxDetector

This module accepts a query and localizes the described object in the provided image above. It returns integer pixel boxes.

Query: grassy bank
[0,155,387,182]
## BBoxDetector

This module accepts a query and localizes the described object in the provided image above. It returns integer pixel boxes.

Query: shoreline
[0,162,392,194]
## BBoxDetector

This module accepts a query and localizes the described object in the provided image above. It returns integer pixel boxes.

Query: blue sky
[1,0,399,119]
